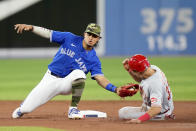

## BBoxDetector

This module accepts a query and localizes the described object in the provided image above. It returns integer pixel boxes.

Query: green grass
[0,56,196,101]
[0,126,63,131]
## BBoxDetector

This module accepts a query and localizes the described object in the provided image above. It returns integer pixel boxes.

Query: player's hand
[116,87,121,95]
[14,24,33,34]
[125,119,141,124]
[122,58,129,71]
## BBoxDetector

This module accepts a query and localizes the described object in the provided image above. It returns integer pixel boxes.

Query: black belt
[50,72,64,78]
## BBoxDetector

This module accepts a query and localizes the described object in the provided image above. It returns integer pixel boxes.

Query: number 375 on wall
[140,8,194,51]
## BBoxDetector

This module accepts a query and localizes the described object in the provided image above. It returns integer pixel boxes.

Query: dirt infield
[0,101,196,131]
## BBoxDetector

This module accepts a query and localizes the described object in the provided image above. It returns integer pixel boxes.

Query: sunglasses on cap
[86,32,99,38]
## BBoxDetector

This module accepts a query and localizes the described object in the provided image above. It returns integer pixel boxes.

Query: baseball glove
[118,83,140,97]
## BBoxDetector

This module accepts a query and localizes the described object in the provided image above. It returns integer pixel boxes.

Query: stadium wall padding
[105,0,196,55]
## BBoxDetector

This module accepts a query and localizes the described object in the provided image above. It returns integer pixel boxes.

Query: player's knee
[119,107,133,119]
[71,69,86,88]
[71,69,86,81]
[71,78,85,97]
[72,78,85,87]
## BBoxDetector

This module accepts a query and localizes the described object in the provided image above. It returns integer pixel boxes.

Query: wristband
[105,83,117,93]
[138,113,151,122]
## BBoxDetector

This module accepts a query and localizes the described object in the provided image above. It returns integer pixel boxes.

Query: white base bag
[80,110,107,118]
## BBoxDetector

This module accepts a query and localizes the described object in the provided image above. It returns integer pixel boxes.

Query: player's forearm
[95,75,117,93]
[146,106,161,117]
[137,106,161,122]
[32,26,52,39]
[95,75,110,88]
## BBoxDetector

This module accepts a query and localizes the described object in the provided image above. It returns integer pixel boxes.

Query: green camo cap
[85,23,101,37]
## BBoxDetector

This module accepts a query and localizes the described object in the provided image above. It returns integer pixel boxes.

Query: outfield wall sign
[105,0,196,55]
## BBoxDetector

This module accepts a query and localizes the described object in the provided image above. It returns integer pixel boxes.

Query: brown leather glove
[118,83,139,97]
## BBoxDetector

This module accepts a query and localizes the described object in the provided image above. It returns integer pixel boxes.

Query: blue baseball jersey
[48,31,103,79]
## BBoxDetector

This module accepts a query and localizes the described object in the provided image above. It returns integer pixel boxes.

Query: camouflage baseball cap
[85,23,101,37]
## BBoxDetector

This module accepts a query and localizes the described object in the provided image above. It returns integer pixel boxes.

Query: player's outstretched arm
[14,24,51,39]
[94,75,110,89]
[94,75,138,97]
[94,75,118,93]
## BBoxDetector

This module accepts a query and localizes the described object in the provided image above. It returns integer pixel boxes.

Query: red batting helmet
[128,54,150,72]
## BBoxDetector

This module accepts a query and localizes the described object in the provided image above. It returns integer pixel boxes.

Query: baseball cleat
[12,107,24,119]
[68,107,83,119]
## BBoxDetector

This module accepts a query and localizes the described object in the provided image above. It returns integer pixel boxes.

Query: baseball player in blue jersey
[12,23,118,119]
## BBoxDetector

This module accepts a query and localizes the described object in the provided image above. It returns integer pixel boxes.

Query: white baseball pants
[118,106,145,119]
[19,69,86,113]
[118,106,165,120]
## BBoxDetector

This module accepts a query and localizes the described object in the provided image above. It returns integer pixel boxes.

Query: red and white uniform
[119,65,174,120]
